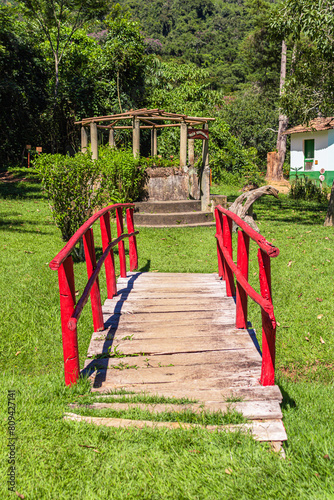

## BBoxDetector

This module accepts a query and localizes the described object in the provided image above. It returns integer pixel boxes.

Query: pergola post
[180,121,188,168]
[90,122,98,160]
[109,128,116,148]
[132,117,140,158]
[201,123,210,211]
[188,138,195,166]
[81,126,88,153]
[151,127,157,157]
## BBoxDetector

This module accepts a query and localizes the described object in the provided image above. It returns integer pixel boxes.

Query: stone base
[145,166,200,201]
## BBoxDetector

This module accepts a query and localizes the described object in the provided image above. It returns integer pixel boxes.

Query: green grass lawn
[0,180,334,499]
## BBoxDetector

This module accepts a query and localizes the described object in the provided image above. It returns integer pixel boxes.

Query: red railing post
[126,208,138,271]
[58,256,80,385]
[236,230,250,329]
[222,215,236,296]
[100,211,117,298]
[258,248,276,386]
[116,206,127,278]
[83,227,104,332]
[215,208,224,278]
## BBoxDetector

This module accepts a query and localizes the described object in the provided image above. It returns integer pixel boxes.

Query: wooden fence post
[126,208,138,271]
[83,227,104,331]
[222,215,236,296]
[58,256,80,385]
[116,207,127,278]
[215,208,224,278]
[258,248,276,385]
[201,123,210,211]
[100,212,117,298]
[236,230,250,328]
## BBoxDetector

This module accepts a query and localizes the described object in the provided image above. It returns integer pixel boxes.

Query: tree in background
[271,0,334,224]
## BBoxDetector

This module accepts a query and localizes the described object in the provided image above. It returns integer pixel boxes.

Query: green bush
[98,146,146,203]
[289,174,328,203]
[34,152,103,241]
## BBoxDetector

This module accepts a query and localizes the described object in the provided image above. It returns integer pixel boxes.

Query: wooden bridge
[50,204,287,445]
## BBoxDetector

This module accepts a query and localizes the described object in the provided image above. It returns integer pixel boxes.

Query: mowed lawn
[0,180,333,499]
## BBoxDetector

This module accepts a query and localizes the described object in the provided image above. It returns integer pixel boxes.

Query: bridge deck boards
[81,272,286,443]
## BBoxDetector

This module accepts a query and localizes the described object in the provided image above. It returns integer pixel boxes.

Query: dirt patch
[280,362,334,381]
[267,181,291,195]
[0,171,39,184]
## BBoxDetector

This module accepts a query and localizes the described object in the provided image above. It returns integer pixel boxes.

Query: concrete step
[134,210,214,226]
[135,200,201,214]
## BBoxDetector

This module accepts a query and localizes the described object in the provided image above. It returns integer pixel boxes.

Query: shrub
[98,147,146,203]
[34,152,103,242]
[289,174,328,203]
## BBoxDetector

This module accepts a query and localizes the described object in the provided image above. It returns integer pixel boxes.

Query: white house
[285,117,334,186]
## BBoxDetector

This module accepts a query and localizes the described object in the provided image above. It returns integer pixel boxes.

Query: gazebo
[75,108,215,210]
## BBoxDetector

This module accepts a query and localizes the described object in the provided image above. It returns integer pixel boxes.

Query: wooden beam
[132,117,140,158]
[188,138,195,166]
[81,126,88,153]
[201,123,210,211]
[151,127,157,157]
[180,122,188,167]
[109,128,116,148]
[90,122,98,160]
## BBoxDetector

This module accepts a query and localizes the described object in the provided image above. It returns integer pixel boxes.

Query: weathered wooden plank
[86,332,260,357]
[91,384,283,402]
[68,400,282,420]
[103,299,233,314]
[102,310,237,325]
[88,363,261,387]
[63,413,287,441]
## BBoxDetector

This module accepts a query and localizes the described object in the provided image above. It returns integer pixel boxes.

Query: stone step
[135,200,201,214]
[134,210,214,226]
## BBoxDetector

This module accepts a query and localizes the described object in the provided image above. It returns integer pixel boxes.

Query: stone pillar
[151,127,157,157]
[188,138,195,166]
[201,123,210,211]
[81,126,88,153]
[180,121,187,168]
[90,122,98,160]
[109,128,116,148]
[132,117,140,158]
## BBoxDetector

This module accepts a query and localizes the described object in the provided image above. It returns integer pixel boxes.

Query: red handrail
[215,206,279,386]
[50,203,139,386]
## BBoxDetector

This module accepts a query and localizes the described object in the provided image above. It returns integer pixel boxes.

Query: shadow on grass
[255,197,328,226]
[278,384,297,411]
[0,181,44,199]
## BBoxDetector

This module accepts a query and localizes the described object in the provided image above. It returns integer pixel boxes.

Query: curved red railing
[50,203,139,386]
[215,206,279,386]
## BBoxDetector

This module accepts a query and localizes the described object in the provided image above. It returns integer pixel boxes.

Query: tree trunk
[324,182,334,226]
[267,40,288,182]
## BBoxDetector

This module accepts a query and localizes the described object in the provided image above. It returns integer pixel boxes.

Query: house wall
[290,130,334,185]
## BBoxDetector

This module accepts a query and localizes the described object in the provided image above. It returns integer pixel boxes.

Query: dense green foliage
[34,148,146,241]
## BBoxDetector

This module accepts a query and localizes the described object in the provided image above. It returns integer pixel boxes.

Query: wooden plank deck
[81,272,286,443]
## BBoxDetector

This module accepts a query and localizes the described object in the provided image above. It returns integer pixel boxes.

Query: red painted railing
[49,203,138,386]
[215,206,279,386]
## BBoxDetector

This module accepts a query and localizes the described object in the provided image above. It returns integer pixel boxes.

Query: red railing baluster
[126,208,138,271]
[58,255,80,385]
[215,208,224,278]
[222,215,236,296]
[116,207,127,278]
[100,211,117,298]
[83,227,104,332]
[236,230,250,329]
[258,248,276,386]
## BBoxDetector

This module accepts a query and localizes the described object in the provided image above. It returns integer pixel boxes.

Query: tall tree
[21,0,110,104]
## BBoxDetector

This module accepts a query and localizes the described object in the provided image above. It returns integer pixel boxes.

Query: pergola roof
[75,108,215,130]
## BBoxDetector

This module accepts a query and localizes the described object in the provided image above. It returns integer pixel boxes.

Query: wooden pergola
[75,108,215,167]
